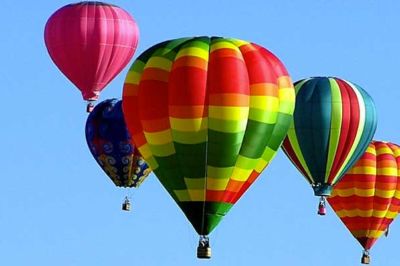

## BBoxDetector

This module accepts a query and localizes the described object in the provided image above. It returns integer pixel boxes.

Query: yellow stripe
[175,47,209,61]
[366,146,376,155]
[279,87,296,102]
[226,38,250,47]
[138,144,152,159]
[377,167,398,176]
[124,71,142,85]
[144,130,173,145]
[170,117,208,131]
[250,96,279,111]
[231,167,252,181]
[208,106,249,120]
[210,41,240,53]
[144,56,172,72]
[255,158,268,173]
[336,209,398,218]
[352,230,383,238]
[207,178,229,190]
[376,146,394,155]
[349,166,376,175]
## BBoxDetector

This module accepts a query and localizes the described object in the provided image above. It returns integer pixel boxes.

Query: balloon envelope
[282,77,377,196]
[328,141,400,251]
[123,36,295,235]
[85,99,150,187]
[44,1,139,101]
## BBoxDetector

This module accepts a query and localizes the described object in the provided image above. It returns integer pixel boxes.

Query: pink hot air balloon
[44,1,139,112]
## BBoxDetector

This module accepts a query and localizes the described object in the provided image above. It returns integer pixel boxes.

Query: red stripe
[168,66,208,106]
[282,138,309,179]
[327,79,360,183]
[207,50,249,94]
[138,80,169,121]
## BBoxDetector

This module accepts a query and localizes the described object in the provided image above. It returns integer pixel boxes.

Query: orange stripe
[377,160,398,167]
[278,76,293,88]
[225,180,245,192]
[172,56,208,70]
[209,93,249,106]
[238,43,257,54]
[354,159,376,167]
[250,83,278,96]
[142,118,170,132]
[141,68,170,82]
[169,105,207,118]
[211,48,242,58]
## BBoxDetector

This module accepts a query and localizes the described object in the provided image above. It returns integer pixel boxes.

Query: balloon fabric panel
[44,2,139,100]
[282,77,377,196]
[85,99,150,187]
[123,37,295,235]
[328,141,400,250]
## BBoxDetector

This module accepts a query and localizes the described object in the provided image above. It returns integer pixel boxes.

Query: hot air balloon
[44,2,139,112]
[122,36,295,258]
[282,77,377,215]
[85,99,150,211]
[328,141,400,264]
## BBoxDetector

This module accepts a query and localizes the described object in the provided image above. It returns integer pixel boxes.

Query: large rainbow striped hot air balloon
[282,77,377,215]
[122,36,295,258]
[328,141,400,264]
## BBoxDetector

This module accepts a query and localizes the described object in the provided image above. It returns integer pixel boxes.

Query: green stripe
[240,120,275,158]
[208,130,244,167]
[324,78,343,181]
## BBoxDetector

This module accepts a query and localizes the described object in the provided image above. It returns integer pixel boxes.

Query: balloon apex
[197,235,211,259]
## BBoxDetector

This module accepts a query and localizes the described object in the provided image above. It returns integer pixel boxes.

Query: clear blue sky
[1,0,400,265]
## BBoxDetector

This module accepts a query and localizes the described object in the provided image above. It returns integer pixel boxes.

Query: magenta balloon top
[44,1,139,102]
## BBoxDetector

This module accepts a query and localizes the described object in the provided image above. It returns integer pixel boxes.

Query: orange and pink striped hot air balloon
[328,141,400,264]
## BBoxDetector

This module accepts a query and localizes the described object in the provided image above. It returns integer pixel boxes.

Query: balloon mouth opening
[312,184,333,196]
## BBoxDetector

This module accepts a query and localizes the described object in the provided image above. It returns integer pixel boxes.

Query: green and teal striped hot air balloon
[282,77,377,215]
[122,37,295,258]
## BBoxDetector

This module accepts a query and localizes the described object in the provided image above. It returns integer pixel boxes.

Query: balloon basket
[122,198,131,211]
[197,236,211,259]
[361,254,370,264]
[361,250,370,264]
[86,102,95,113]
[317,196,326,216]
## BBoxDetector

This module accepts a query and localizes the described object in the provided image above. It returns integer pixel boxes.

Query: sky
[1,0,400,265]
